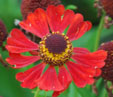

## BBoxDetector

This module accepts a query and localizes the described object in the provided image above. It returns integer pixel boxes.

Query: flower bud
[99,41,113,81]
[21,0,61,19]
[94,0,113,28]
[100,0,113,18]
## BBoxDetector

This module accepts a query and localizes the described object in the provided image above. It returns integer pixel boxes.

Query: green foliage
[0,0,22,32]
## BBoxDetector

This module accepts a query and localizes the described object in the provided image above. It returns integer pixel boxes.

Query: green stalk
[44,91,47,97]
[94,14,105,51]
[34,88,40,97]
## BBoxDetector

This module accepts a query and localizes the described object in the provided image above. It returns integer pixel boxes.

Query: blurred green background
[0,0,113,97]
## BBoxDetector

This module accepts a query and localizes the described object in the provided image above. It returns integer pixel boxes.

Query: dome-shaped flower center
[45,33,67,54]
[39,32,73,66]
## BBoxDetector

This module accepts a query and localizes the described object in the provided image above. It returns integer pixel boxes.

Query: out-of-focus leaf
[101,26,113,42]
[59,82,95,97]
[66,5,77,10]
[0,0,22,32]
[95,78,108,97]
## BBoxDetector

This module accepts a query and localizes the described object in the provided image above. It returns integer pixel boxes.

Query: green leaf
[0,0,22,32]
[66,5,77,10]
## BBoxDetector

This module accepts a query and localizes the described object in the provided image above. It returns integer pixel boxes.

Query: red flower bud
[0,20,7,46]
[99,41,113,81]
[21,0,61,19]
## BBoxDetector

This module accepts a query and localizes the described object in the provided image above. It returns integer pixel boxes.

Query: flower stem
[0,54,8,67]
[94,14,105,51]
[44,91,47,97]
[34,88,40,97]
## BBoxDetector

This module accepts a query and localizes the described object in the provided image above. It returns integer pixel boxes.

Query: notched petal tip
[6,29,38,53]
[67,13,92,41]
[66,61,98,88]
[72,49,107,69]
[37,66,63,91]
[52,66,72,97]
[16,63,45,89]
[85,21,92,31]
[6,53,40,68]
[20,8,49,38]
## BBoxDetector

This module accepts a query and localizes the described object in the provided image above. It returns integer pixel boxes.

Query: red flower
[6,5,107,97]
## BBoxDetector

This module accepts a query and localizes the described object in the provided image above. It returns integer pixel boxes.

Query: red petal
[73,47,90,54]
[66,61,95,87]
[66,13,84,40]
[72,50,107,68]
[95,69,102,77]
[37,66,63,91]
[58,9,74,33]
[85,21,92,31]
[52,92,60,97]
[10,29,37,46]
[20,8,49,38]
[52,66,72,97]
[58,66,72,89]
[6,29,38,53]
[16,63,45,89]
[6,53,40,68]
[29,51,39,56]
[67,20,92,41]
[47,5,65,32]
[73,21,91,40]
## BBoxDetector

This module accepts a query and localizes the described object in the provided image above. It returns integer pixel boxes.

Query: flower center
[45,33,67,54]
[39,32,73,66]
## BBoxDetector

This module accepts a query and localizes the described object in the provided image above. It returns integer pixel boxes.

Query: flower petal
[66,13,84,40]
[66,61,95,88]
[58,66,72,89]
[95,69,102,77]
[16,63,45,89]
[6,29,38,53]
[37,66,63,91]
[20,8,49,38]
[73,47,90,54]
[67,20,92,41]
[85,21,92,31]
[29,51,39,56]
[52,92,60,97]
[52,66,72,97]
[6,53,40,68]
[73,21,92,40]
[47,5,65,32]
[72,50,107,68]
[58,9,75,33]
